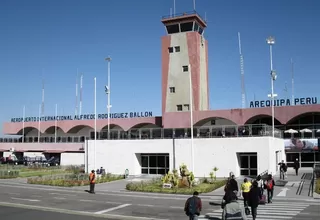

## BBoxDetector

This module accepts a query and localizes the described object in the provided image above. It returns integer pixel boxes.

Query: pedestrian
[89,170,96,194]
[248,181,260,220]
[265,174,275,203]
[278,160,287,180]
[221,191,247,220]
[256,175,264,198]
[184,191,202,220]
[225,175,239,197]
[241,178,252,208]
[294,158,300,176]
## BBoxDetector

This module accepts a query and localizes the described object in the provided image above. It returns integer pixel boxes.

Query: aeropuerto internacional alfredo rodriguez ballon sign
[10,111,153,123]
[249,97,318,108]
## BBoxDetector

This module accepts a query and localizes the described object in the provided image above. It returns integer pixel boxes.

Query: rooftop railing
[0,124,282,144]
[162,10,206,23]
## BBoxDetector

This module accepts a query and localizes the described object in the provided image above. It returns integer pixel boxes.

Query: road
[0,180,319,220]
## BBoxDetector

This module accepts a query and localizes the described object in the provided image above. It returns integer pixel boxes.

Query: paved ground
[0,179,319,220]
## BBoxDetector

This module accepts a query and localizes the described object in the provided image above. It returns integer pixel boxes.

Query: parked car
[46,157,60,167]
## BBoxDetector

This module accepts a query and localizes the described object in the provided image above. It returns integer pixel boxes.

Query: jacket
[184,196,202,216]
[248,187,260,208]
[89,173,96,183]
[226,179,239,192]
[222,200,247,220]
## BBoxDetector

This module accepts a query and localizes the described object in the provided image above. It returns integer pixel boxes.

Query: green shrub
[126,178,227,194]
[27,173,124,187]
[316,178,320,194]
[0,170,19,179]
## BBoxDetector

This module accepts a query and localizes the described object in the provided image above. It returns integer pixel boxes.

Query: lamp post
[266,36,277,138]
[105,56,112,140]
[188,64,194,174]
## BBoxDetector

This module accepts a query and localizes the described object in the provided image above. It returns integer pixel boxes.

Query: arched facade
[17,127,39,136]
[194,117,237,127]
[244,114,282,126]
[101,124,124,131]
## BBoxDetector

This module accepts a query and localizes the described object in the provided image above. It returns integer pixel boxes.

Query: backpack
[266,180,273,190]
[188,197,198,215]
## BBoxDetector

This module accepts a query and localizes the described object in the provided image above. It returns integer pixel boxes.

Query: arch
[286,112,320,125]
[44,126,64,134]
[245,114,282,125]
[194,117,237,127]
[17,126,39,135]
[128,123,160,130]
[101,124,124,131]
[66,125,94,134]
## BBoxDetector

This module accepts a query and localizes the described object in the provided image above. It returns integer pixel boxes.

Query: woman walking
[248,181,260,220]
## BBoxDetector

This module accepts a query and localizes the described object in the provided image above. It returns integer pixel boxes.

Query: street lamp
[105,56,112,140]
[188,64,194,174]
[266,36,277,138]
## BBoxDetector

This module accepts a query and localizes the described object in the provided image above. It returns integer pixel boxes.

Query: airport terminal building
[1,12,319,177]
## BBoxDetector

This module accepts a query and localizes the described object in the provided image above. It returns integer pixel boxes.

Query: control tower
[161,11,209,114]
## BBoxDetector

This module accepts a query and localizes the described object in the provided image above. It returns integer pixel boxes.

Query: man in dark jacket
[225,175,239,195]
[248,181,260,220]
[294,158,300,176]
[184,191,202,220]
[278,160,287,180]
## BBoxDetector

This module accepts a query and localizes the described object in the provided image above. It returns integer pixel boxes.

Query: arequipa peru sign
[10,111,153,123]
[249,97,318,108]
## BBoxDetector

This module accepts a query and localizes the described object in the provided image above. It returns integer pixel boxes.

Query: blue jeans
[189,215,198,220]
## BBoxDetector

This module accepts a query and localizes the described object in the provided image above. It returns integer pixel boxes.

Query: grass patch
[19,169,71,178]
[0,170,20,179]
[27,173,124,187]
[315,178,320,194]
[126,178,227,194]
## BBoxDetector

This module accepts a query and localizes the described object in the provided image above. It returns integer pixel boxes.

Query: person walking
[294,158,300,176]
[89,170,96,194]
[225,175,239,197]
[278,160,287,180]
[221,191,247,220]
[256,175,264,198]
[248,181,260,220]
[184,191,202,220]
[265,174,275,203]
[241,178,252,208]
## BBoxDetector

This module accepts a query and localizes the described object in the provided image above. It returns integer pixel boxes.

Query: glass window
[158,169,166,175]
[158,156,165,167]
[166,156,169,168]
[240,169,249,176]
[182,65,188,72]
[180,22,193,32]
[301,153,315,162]
[141,156,148,167]
[168,47,173,53]
[141,168,148,174]
[194,22,199,32]
[166,24,179,34]
[286,153,299,162]
[149,169,157,174]
[240,156,249,168]
[174,46,180,52]
[250,169,258,176]
[315,152,320,162]
[250,156,257,168]
[199,27,203,35]
[149,156,157,167]
[176,105,183,111]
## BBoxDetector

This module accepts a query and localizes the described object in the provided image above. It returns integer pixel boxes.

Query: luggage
[259,194,266,205]
[245,206,251,215]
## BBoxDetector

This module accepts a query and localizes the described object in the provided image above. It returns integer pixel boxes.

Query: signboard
[284,138,319,152]
[249,97,317,108]
[10,111,153,123]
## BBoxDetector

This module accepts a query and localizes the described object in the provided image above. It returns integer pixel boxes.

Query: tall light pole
[105,56,112,140]
[266,36,277,138]
[188,64,194,174]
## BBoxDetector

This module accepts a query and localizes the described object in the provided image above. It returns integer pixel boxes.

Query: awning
[43,150,65,153]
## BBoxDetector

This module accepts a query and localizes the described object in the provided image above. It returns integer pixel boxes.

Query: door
[239,153,258,177]
[141,154,169,175]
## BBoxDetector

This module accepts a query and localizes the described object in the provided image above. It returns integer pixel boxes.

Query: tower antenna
[291,58,294,104]
[193,0,196,11]
[284,81,288,100]
[41,69,45,116]
[173,0,176,15]
[79,73,83,115]
[238,32,246,108]
[75,69,79,116]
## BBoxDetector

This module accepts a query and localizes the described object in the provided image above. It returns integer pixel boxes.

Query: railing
[162,10,206,23]
[0,124,283,143]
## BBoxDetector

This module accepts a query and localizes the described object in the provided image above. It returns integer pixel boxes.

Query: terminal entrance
[239,153,258,177]
[141,153,169,175]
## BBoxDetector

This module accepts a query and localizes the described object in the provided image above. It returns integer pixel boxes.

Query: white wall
[86,137,285,178]
[60,153,84,166]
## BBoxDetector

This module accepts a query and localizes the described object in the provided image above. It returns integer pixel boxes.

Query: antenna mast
[41,70,45,116]
[173,0,176,15]
[75,69,79,116]
[79,73,83,115]
[291,58,294,104]
[238,32,246,108]
[284,81,288,100]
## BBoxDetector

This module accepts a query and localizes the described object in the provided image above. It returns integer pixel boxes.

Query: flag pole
[55,104,58,143]
[94,77,97,170]
[38,104,41,143]
[22,105,25,143]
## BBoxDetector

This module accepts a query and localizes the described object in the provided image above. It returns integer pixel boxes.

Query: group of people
[184,174,277,220]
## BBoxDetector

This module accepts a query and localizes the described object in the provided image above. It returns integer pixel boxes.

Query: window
[180,22,193,32]
[176,105,182,111]
[168,47,173,53]
[184,104,190,111]
[174,46,180,52]
[166,24,179,34]
[182,65,188,72]
[194,22,199,32]
[169,87,175,93]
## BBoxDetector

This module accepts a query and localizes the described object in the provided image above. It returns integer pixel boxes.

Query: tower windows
[174,46,180,52]
[176,105,183,111]
[169,46,180,53]
[169,87,175,93]
[184,104,190,111]
[168,47,174,53]
[182,65,189,72]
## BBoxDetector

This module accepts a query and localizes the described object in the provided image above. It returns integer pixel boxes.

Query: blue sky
[0,0,319,135]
